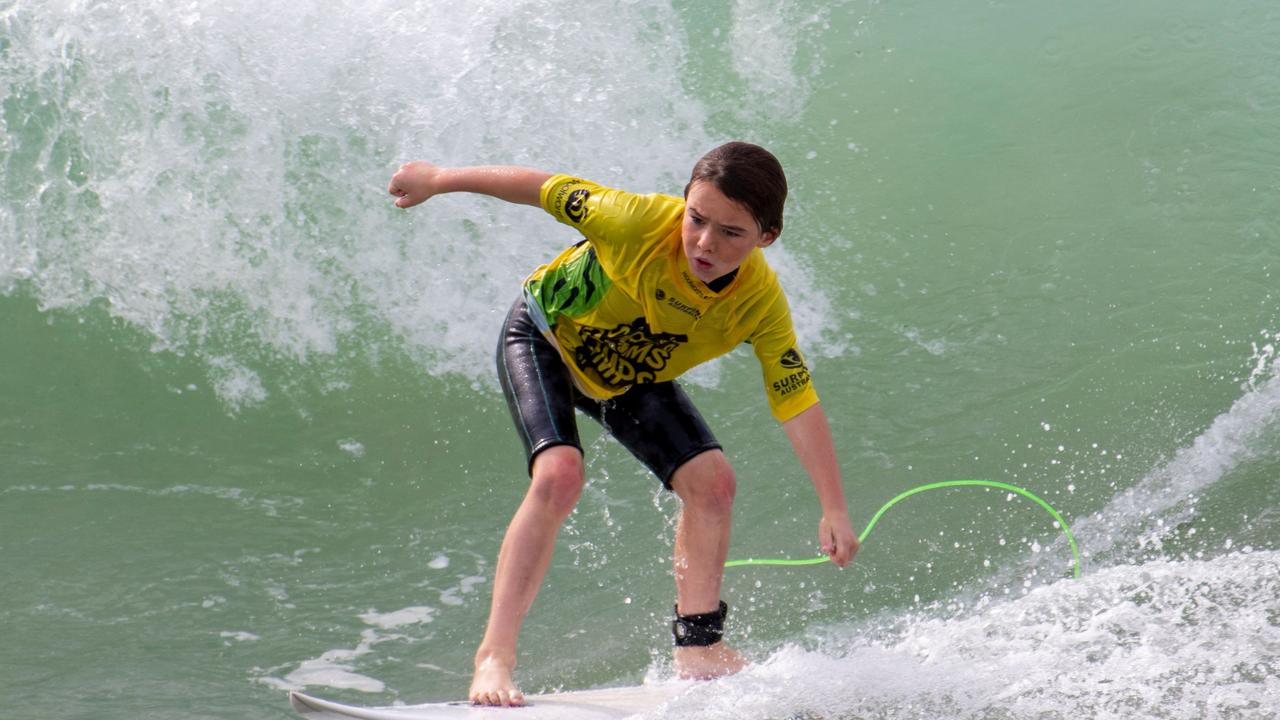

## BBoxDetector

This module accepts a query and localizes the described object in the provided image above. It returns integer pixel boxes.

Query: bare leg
[668,450,747,679]
[470,445,585,706]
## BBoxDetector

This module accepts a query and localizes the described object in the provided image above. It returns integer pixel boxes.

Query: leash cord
[723,479,1082,579]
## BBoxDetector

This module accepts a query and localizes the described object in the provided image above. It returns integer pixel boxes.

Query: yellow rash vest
[523,174,819,423]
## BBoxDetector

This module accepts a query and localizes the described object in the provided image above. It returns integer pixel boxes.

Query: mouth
[691,256,715,274]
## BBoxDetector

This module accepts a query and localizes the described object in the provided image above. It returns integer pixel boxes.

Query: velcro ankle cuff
[672,601,728,647]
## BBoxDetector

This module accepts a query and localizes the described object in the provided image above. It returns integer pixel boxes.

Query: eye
[689,214,706,226]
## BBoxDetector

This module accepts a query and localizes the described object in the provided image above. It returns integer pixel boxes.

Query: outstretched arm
[782,403,860,567]
[388,161,553,209]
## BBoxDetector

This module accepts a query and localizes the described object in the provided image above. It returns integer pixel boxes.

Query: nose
[695,228,714,254]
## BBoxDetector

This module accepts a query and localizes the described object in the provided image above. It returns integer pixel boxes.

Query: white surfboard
[289,683,691,720]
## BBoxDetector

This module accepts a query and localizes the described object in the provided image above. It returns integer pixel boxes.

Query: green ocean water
[2,1,1278,719]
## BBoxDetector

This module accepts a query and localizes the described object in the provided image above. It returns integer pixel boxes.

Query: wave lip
[1078,368,1280,568]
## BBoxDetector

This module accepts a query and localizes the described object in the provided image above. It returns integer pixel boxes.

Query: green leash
[724,479,1082,579]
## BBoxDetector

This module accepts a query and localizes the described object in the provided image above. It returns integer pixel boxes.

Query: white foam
[206,356,269,412]
[272,653,386,694]
[220,630,260,643]
[656,550,1280,719]
[338,440,366,458]
[1246,329,1278,390]
[358,606,437,630]
[262,628,388,693]
[438,575,487,607]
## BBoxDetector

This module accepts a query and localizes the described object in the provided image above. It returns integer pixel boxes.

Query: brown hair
[684,141,787,237]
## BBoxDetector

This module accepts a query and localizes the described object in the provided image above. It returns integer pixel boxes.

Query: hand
[819,512,859,568]
[387,160,442,209]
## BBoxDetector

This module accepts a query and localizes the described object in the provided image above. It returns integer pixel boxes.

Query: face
[681,181,777,285]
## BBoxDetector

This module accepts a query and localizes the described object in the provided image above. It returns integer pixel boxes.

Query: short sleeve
[539,174,684,275]
[751,288,819,422]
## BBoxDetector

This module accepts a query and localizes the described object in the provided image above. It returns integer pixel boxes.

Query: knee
[672,452,736,516]
[529,446,585,518]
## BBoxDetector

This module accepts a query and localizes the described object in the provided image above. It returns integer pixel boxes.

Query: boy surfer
[387,142,859,706]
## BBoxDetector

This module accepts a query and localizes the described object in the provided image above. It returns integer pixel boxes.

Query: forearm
[783,402,858,566]
[388,161,552,209]
[432,165,553,206]
[782,403,849,517]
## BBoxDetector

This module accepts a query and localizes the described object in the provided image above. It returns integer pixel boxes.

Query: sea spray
[0,0,838,411]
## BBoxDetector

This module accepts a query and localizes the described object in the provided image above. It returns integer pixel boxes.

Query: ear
[757,230,778,248]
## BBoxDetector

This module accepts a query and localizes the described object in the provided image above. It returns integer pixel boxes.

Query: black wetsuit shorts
[496,297,721,489]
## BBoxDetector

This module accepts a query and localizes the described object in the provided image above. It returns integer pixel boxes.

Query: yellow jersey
[524,174,818,423]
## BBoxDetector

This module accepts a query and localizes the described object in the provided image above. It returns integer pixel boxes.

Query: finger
[829,546,845,567]
[827,533,849,567]
[838,536,860,567]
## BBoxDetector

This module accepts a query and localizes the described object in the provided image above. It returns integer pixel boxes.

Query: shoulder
[540,174,684,218]
[736,252,786,311]
[541,174,683,236]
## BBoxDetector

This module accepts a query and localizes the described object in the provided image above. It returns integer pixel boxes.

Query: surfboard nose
[288,691,320,715]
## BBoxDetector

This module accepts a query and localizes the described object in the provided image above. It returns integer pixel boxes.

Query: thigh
[496,298,582,475]
[579,381,721,490]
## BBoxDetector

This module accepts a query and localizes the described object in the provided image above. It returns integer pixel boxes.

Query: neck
[706,268,738,293]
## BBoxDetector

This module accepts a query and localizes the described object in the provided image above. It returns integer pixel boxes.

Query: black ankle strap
[672,601,728,647]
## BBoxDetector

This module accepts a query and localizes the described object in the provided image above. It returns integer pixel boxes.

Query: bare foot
[469,655,525,706]
[673,642,748,680]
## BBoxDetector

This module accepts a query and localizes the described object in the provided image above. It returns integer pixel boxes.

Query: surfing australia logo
[772,347,811,397]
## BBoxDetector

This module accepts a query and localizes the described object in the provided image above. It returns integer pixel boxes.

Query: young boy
[387,142,859,706]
